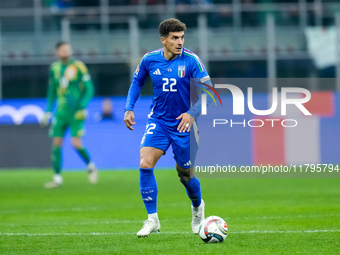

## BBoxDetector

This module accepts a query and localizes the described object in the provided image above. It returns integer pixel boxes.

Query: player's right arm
[124,55,149,130]
[124,111,135,130]
[41,67,57,126]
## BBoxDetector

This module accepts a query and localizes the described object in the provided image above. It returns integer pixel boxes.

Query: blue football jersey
[125,47,210,131]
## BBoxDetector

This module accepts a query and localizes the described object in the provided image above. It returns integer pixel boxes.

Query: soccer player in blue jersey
[124,18,211,237]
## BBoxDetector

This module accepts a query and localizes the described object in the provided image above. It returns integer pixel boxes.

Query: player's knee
[177,168,191,184]
[140,161,154,169]
[178,174,191,184]
[71,139,82,149]
[53,138,63,147]
[140,157,155,169]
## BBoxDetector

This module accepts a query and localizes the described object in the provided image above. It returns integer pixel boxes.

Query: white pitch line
[0,219,188,226]
[0,207,100,215]
[2,206,339,220]
[233,229,340,234]
[0,229,340,236]
[0,203,186,215]
[1,214,339,227]
[259,214,340,220]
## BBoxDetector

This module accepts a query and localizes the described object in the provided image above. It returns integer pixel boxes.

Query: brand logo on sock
[143,196,153,201]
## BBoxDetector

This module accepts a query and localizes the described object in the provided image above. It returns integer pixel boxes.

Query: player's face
[56,44,72,62]
[161,31,184,57]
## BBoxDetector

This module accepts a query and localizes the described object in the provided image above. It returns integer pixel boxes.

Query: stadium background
[0,0,340,169]
[0,2,339,255]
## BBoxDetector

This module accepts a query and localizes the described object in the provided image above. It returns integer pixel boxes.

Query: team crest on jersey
[65,65,77,81]
[178,66,185,78]
[59,76,69,88]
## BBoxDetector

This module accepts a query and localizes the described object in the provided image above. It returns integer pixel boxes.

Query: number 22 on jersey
[162,78,177,92]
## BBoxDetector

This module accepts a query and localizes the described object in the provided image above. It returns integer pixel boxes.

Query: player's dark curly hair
[55,41,69,50]
[158,18,187,38]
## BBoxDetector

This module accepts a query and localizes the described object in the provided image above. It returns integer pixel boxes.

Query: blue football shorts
[140,118,198,169]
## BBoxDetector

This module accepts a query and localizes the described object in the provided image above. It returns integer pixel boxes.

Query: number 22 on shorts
[141,123,156,145]
[146,123,156,134]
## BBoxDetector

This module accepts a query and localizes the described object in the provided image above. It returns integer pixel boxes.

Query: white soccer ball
[199,216,228,243]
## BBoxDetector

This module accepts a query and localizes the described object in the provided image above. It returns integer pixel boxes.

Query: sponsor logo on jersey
[167,68,172,72]
[178,66,185,78]
[153,69,161,75]
[135,65,140,75]
[59,76,69,89]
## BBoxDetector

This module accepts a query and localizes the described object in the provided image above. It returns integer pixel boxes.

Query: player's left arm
[176,112,194,133]
[75,61,94,120]
[177,57,213,133]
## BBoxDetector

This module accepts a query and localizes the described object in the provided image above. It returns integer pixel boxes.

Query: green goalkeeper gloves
[40,110,87,126]
[74,109,87,120]
[40,112,52,127]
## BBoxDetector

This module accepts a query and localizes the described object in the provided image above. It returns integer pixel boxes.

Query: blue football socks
[139,168,158,214]
[182,175,202,208]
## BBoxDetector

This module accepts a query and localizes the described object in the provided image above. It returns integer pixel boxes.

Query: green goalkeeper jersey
[46,58,94,117]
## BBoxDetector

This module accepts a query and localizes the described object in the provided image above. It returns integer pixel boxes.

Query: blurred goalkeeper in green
[41,42,98,188]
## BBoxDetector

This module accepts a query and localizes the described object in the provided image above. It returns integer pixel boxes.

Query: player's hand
[124,111,136,131]
[74,109,87,120]
[40,112,52,127]
[176,113,194,133]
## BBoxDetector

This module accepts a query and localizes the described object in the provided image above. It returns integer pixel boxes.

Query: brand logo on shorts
[184,160,191,167]
[141,134,146,144]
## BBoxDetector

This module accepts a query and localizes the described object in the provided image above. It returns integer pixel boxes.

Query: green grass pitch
[0,169,339,255]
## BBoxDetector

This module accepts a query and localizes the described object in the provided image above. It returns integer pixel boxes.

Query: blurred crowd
[43,0,166,7]
[0,0,337,30]
[39,0,335,29]
[40,0,337,7]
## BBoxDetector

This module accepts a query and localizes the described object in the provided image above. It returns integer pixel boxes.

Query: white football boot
[44,174,63,189]
[137,219,161,238]
[87,162,98,184]
[191,199,205,234]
